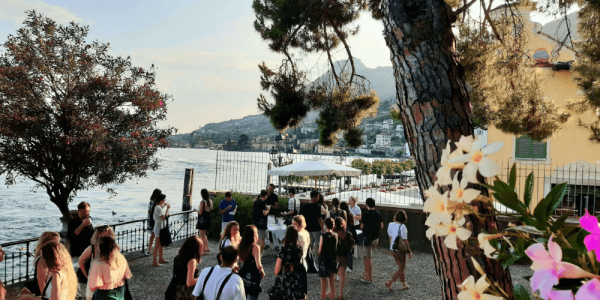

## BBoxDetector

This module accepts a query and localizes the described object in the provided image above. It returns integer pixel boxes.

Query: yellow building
[486,6,600,217]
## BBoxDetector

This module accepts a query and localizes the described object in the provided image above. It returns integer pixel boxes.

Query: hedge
[200,192,289,238]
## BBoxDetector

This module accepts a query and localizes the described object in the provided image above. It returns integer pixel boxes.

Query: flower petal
[575,278,600,300]
[456,227,472,241]
[472,139,484,153]
[548,236,563,262]
[560,261,598,279]
[449,153,472,164]
[462,189,482,203]
[475,274,489,293]
[580,210,600,235]
[531,268,560,299]
[548,290,574,300]
[478,158,501,178]
[583,234,600,258]
[525,243,553,265]
[482,141,504,155]
[464,162,479,184]
[444,234,458,250]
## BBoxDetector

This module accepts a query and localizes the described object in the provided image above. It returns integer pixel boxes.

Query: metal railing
[1,210,198,286]
[496,160,600,217]
[214,150,419,205]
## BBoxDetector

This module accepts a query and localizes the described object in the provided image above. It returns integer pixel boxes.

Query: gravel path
[126,238,534,300]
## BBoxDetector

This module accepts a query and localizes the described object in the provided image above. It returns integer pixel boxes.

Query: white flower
[435,220,472,250]
[449,139,504,183]
[435,143,465,186]
[450,174,481,203]
[478,233,500,259]
[457,275,503,300]
[455,135,475,154]
[423,190,453,226]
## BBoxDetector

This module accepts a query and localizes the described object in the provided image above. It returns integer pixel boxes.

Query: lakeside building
[486,5,600,215]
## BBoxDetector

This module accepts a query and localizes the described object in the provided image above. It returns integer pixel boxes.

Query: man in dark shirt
[265,184,279,250]
[67,201,94,299]
[360,197,383,283]
[253,190,270,253]
[300,190,324,254]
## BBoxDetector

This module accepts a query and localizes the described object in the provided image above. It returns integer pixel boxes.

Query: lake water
[0,148,219,245]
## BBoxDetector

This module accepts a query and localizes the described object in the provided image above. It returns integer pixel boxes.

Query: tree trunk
[380,0,513,299]
[50,192,74,223]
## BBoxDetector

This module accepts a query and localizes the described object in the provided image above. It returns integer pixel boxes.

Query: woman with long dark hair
[238,225,265,300]
[274,226,307,300]
[339,201,356,271]
[196,189,212,254]
[166,236,203,300]
[152,194,170,267]
[318,218,337,300]
[88,236,132,299]
[334,217,354,300]
[329,198,347,225]
[147,189,162,256]
[385,210,412,292]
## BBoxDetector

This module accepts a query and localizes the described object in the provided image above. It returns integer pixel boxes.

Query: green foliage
[513,284,532,300]
[207,192,289,238]
[0,11,174,219]
[350,158,413,177]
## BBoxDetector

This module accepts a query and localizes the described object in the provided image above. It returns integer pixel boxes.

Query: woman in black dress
[238,225,265,300]
[340,201,356,270]
[318,218,338,300]
[196,189,212,254]
[334,217,354,300]
[274,226,307,300]
[166,236,203,300]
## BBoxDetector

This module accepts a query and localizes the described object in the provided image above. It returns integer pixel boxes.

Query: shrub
[207,192,289,238]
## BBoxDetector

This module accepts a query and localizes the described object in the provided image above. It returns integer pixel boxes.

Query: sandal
[385,281,394,292]
[402,285,410,290]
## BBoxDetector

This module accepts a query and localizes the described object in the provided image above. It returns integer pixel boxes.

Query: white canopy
[267,158,362,177]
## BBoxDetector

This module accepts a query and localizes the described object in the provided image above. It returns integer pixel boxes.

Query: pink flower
[547,290,573,300]
[579,210,600,261]
[149,144,152,148]
[575,278,600,300]
[159,101,163,106]
[525,236,597,299]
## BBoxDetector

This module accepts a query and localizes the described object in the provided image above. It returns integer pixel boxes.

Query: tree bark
[50,189,74,223]
[380,0,513,298]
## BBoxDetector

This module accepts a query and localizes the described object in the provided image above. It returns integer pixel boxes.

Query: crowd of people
[5,187,412,300]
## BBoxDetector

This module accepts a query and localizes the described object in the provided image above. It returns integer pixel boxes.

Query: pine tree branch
[454,0,478,17]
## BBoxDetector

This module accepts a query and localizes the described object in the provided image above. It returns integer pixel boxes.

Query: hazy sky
[0,0,576,133]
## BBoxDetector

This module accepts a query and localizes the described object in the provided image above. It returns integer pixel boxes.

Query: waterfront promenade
[5,238,533,299]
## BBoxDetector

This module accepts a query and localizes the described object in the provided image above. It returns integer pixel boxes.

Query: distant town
[169,100,412,158]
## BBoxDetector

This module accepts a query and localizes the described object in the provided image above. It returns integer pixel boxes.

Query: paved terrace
[6,238,533,300]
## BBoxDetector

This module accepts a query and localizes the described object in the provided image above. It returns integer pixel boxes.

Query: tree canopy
[0,11,175,220]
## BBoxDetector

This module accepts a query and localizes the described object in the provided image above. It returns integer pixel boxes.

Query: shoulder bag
[267,272,285,300]
[160,217,173,247]
[392,224,408,253]
[238,260,262,297]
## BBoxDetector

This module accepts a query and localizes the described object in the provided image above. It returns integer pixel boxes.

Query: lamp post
[270,133,293,196]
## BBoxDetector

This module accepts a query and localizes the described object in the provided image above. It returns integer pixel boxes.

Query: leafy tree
[253,0,600,298]
[0,12,174,222]
[238,134,250,149]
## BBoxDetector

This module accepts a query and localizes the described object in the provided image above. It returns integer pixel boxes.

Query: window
[515,135,547,159]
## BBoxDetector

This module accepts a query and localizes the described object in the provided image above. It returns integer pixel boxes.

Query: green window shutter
[515,135,547,159]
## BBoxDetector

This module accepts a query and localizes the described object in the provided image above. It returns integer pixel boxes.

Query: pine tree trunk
[380,0,514,298]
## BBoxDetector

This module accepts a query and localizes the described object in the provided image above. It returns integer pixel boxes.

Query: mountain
[171,60,397,143]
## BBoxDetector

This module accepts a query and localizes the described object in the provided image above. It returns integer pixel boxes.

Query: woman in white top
[385,210,412,292]
[152,193,170,267]
[292,215,310,269]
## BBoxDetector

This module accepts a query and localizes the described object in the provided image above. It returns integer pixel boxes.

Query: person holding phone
[219,192,237,233]
[152,194,170,267]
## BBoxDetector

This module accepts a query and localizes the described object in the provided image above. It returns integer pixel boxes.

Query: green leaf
[497,189,528,214]
[561,248,580,264]
[509,164,517,189]
[550,213,572,232]
[481,183,502,193]
[523,172,534,209]
[545,183,569,215]
[494,179,510,190]
[516,238,525,254]
[533,195,552,223]
[573,230,591,254]
[535,238,548,244]
[559,225,578,238]
[513,284,532,300]
[502,252,523,269]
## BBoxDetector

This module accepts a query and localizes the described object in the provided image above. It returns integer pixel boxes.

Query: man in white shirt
[192,246,246,300]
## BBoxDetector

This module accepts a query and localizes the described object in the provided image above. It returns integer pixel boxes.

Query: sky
[0,0,579,134]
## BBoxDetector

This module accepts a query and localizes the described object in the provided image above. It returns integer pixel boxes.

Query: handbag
[267,273,285,300]
[305,247,318,274]
[124,279,133,300]
[160,218,173,247]
[196,201,209,229]
[238,262,262,297]
[24,257,42,295]
[392,224,408,253]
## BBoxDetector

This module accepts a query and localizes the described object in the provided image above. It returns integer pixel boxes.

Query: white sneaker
[336,275,340,281]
